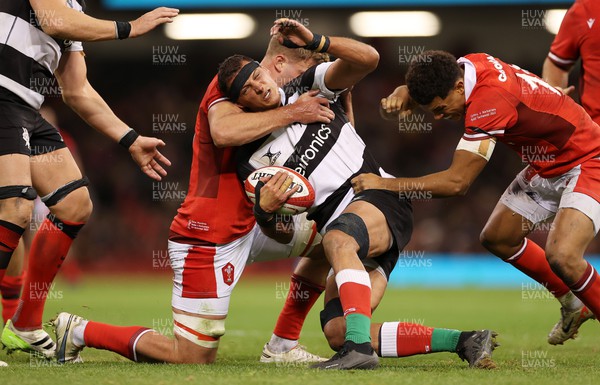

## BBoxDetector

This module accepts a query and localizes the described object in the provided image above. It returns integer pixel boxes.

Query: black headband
[228,61,260,102]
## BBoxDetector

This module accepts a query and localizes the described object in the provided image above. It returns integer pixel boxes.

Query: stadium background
[35,0,595,287]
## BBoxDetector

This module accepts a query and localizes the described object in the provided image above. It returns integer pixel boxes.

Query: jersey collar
[458,57,477,102]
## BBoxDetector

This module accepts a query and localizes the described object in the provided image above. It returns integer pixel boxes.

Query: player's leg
[543,160,600,337]
[314,200,393,369]
[1,239,25,324]
[321,266,498,369]
[262,256,330,363]
[0,126,39,356]
[10,146,90,334]
[249,213,329,362]
[480,175,591,343]
[55,233,253,363]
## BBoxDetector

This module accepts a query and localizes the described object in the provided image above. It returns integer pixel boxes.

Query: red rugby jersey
[548,0,600,123]
[169,76,254,244]
[461,53,600,178]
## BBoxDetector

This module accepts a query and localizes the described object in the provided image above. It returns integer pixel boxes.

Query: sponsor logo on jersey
[293,124,332,176]
[588,18,595,29]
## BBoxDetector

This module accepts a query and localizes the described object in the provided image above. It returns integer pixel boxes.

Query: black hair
[405,50,462,105]
[217,54,253,97]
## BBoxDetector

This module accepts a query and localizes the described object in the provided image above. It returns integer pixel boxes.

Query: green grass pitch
[1,275,599,384]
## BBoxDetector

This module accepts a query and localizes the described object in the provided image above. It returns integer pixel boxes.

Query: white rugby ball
[244,166,315,215]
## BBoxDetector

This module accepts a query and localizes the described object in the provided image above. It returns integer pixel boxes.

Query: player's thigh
[171,308,224,364]
[341,200,392,257]
[481,172,558,255]
[169,238,250,315]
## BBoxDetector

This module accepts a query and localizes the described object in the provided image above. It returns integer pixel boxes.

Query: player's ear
[274,55,286,73]
[455,79,465,95]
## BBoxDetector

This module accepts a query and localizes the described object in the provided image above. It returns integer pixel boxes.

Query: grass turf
[1,275,599,384]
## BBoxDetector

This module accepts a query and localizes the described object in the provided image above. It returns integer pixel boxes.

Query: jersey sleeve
[312,62,345,100]
[202,76,227,114]
[463,86,516,141]
[548,2,584,70]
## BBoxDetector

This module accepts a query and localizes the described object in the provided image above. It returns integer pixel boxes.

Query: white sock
[268,334,298,353]
[72,320,89,347]
[557,291,583,311]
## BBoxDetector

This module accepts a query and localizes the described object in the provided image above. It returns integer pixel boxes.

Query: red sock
[0,220,25,287]
[84,321,150,362]
[1,272,24,324]
[570,262,600,319]
[379,322,433,356]
[273,274,324,340]
[13,214,84,329]
[506,238,570,297]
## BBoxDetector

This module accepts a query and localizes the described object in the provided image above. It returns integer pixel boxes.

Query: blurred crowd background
[36,1,595,273]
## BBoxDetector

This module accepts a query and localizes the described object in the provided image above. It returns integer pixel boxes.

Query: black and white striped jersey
[0,0,84,109]
[237,62,384,228]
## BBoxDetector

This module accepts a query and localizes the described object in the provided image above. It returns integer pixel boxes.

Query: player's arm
[542,58,575,96]
[209,90,334,147]
[271,18,379,90]
[253,172,299,244]
[54,51,170,181]
[352,139,493,197]
[380,85,419,121]
[30,0,179,41]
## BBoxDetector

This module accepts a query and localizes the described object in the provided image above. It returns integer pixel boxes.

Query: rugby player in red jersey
[353,50,600,344]
[543,0,600,124]
[220,21,499,370]
[52,36,337,364]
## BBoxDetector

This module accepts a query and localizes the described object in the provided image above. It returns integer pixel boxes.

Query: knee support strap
[41,177,89,207]
[325,212,370,259]
[0,185,37,200]
[172,312,225,349]
[319,297,344,331]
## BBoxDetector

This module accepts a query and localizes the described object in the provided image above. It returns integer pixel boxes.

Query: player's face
[426,81,466,121]
[236,66,281,111]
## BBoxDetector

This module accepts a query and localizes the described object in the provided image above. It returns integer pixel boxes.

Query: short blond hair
[265,34,329,65]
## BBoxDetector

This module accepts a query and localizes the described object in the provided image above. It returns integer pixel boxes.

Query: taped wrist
[282,33,330,53]
[253,181,275,227]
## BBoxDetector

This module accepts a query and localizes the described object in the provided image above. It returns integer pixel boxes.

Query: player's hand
[289,90,335,124]
[555,85,575,96]
[129,136,172,181]
[380,85,418,121]
[258,171,300,213]
[129,7,179,38]
[270,18,314,48]
[351,173,384,193]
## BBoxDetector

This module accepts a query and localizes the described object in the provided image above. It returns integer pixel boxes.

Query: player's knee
[323,319,345,351]
[323,231,358,255]
[0,186,37,228]
[324,213,370,259]
[173,312,225,359]
[49,187,93,223]
[479,227,499,251]
[546,247,580,280]
[320,298,345,351]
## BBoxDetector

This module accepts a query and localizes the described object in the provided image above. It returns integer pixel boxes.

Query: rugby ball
[244,166,315,215]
